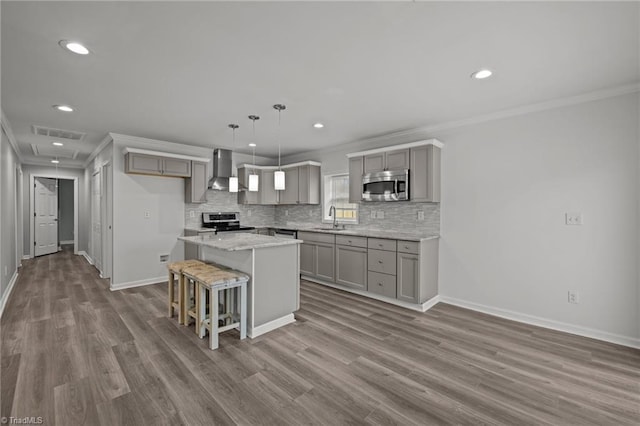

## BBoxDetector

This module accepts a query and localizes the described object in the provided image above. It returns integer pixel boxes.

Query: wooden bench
[167,259,205,324]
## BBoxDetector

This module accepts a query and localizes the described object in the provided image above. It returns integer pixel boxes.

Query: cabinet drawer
[298,231,335,244]
[397,240,419,255]
[368,238,396,252]
[335,235,367,248]
[367,271,396,298]
[368,249,397,275]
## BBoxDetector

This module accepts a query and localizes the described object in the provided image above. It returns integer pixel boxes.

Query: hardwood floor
[2,247,639,425]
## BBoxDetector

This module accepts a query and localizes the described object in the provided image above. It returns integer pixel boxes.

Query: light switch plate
[417,211,425,221]
[189,211,195,218]
[144,211,151,219]
[565,212,583,225]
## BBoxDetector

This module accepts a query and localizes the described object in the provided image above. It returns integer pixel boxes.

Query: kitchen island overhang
[179,234,302,338]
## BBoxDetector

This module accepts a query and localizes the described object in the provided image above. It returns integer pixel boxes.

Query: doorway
[29,174,78,258]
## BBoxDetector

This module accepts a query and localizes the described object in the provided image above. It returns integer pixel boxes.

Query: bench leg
[239,282,247,340]
[178,273,185,325]
[196,282,205,338]
[209,288,220,350]
[167,271,174,317]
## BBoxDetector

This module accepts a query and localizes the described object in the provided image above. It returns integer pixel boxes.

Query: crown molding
[1,110,23,162]
[82,133,113,168]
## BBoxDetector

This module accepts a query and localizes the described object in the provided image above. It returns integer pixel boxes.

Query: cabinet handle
[378,282,382,286]
[404,246,409,250]
[378,244,383,247]
[378,260,383,264]
[348,240,352,243]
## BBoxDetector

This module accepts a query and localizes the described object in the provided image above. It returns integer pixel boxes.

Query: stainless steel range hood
[208,148,233,190]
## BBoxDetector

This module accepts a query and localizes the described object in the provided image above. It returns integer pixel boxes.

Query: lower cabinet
[335,245,367,290]
[299,232,335,281]
[397,252,420,303]
[315,242,335,282]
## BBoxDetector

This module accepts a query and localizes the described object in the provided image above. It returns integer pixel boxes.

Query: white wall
[437,93,639,343]
[1,127,19,305]
[21,165,87,255]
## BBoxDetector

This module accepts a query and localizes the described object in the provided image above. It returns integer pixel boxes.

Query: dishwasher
[273,228,297,239]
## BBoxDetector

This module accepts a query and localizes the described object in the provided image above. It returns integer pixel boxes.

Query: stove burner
[201,212,255,233]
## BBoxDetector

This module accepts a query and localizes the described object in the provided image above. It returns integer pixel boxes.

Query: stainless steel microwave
[362,169,409,201]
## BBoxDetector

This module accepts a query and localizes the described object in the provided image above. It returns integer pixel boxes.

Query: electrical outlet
[144,211,151,219]
[565,212,583,225]
[189,211,195,218]
[309,210,314,217]
[285,210,289,216]
[247,209,252,217]
[370,211,377,219]
[568,290,579,304]
[377,210,385,219]
[417,211,425,221]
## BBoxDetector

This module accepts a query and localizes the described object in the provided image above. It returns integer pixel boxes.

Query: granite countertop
[179,234,302,252]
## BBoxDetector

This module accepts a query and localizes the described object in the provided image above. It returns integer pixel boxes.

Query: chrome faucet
[328,205,338,228]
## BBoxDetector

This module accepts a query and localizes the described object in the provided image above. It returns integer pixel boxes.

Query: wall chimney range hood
[208,148,234,190]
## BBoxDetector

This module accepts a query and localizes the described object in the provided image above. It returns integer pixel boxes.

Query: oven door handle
[394,179,398,198]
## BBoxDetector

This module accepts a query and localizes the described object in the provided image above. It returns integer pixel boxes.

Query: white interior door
[91,171,103,272]
[34,177,58,257]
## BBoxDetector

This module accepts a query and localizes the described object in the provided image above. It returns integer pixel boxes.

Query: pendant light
[228,124,239,193]
[273,104,286,190]
[248,115,260,192]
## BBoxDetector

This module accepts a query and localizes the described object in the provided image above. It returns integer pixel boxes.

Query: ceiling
[2,1,638,168]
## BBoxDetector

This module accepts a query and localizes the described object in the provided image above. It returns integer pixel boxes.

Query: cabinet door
[315,242,335,282]
[385,149,410,170]
[126,153,163,175]
[363,153,385,173]
[410,145,441,202]
[300,242,316,277]
[397,252,420,303]
[298,165,320,204]
[348,157,363,203]
[162,158,191,177]
[261,170,278,204]
[279,167,299,204]
[237,167,260,204]
[367,271,397,298]
[185,161,207,203]
[335,245,367,290]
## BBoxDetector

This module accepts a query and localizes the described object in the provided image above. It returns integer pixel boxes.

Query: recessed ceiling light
[52,142,64,146]
[59,40,90,55]
[249,143,257,147]
[471,69,493,80]
[53,104,74,112]
[51,159,59,164]
[313,123,324,129]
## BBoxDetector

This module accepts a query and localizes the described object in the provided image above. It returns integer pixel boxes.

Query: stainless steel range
[201,212,256,234]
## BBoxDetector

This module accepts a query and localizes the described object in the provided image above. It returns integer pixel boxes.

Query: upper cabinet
[125,152,191,177]
[237,161,321,205]
[348,156,364,203]
[363,148,410,173]
[347,139,442,203]
[185,161,208,203]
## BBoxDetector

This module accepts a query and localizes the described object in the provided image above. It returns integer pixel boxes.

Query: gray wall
[22,165,87,255]
[58,179,74,242]
[1,127,19,301]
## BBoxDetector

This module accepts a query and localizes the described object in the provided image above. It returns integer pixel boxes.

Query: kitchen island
[179,233,302,338]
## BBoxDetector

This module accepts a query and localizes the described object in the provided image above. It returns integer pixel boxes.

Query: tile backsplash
[186,190,440,235]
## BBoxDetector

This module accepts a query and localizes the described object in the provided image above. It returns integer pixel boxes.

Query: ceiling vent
[31,144,79,159]
[32,125,85,141]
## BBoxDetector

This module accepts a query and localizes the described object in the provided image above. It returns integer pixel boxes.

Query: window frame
[322,172,358,225]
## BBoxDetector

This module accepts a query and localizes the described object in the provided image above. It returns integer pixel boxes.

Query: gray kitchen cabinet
[125,153,191,177]
[366,237,397,297]
[410,144,441,202]
[368,271,397,298]
[348,156,364,203]
[298,231,335,281]
[237,167,260,205]
[335,244,367,290]
[396,252,420,303]
[260,169,279,205]
[363,149,410,173]
[185,161,208,203]
[279,168,299,204]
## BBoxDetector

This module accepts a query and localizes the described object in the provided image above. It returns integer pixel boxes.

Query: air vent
[31,144,79,159]
[32,125,85,141]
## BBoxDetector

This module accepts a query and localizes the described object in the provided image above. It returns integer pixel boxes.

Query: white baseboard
[439,296,640,350]
[302,275,438,313]
[60,240,74,245]
[249,314,296,339]
[0,270,19,318]
[21,255,30,261]
[77,251,93,265]
[110,276,166,291]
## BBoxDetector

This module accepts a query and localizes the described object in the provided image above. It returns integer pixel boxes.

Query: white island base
[180,234,301,338]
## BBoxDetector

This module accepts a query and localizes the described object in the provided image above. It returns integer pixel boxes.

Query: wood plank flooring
[2,247,639,425]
